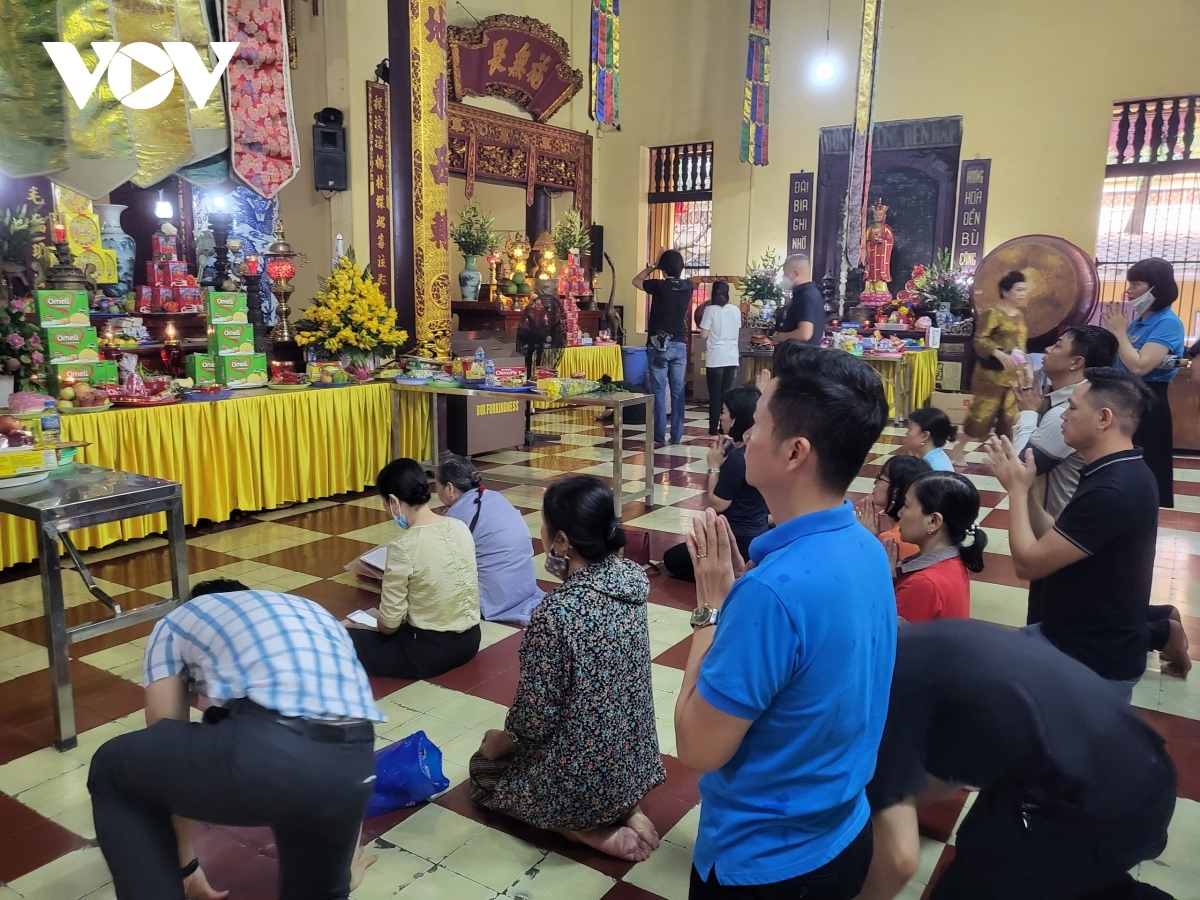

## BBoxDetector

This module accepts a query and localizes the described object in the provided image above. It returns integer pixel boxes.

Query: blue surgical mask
[545,550,570,580]
[391,506,410,530]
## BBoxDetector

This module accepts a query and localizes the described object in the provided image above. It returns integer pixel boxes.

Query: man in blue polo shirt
[675,344,896,899]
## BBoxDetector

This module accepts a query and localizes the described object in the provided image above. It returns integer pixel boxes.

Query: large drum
[972,234,1099,349]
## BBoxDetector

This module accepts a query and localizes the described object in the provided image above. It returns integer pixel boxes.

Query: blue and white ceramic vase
[95,204,135,301]
[459,254,482,301]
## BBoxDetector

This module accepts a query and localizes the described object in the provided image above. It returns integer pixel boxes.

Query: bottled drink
[40,399,61,446]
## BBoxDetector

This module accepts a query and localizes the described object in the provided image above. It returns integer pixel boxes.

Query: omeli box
[49,359,118,392]
[35,289,89,327]
[205,291,248,324]
[216,353,267,387]
[44,325,100,362]
[207,322,255,356]
[185,353,217,385]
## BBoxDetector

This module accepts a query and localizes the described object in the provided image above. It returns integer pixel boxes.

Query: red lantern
[266,257,295,282]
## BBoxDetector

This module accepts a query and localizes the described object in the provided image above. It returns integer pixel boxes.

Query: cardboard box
[136,286,155,313]
[208,322,255,356]
[935,361,963,392]
[216,353,267,387]
[205,291,248,324]
[0,448,58,479]
[172,286,202,313]
[146,261,164,286]
[151,234,178,261]
[35,289,89,327]
[44,325,100,362]
[185,354,217,385]
[49,359,118,391]
[930,390,974,426]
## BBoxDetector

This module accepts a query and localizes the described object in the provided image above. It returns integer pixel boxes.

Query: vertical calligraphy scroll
[953,159,991,274]
[590,0,620,127]
[367,81,393,305]
[787,172,814,258]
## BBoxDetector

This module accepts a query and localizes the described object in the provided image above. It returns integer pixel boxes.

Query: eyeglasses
[874,475,890,485]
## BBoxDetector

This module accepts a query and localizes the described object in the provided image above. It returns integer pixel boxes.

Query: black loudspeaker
[590,224,604,271]
[312,123,348,191]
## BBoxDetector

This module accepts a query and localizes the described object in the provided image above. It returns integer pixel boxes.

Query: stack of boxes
[195,290,266,387]
[36,289,117,391]
[137,235,202,314]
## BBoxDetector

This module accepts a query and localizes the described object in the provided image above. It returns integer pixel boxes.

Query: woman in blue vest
[1103,257,1185,508]
[436,454,544,625]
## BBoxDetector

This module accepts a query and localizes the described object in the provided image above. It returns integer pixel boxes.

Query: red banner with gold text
[366,81,392,305]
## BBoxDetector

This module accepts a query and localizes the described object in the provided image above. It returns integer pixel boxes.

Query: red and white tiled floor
[1,405,1199,900]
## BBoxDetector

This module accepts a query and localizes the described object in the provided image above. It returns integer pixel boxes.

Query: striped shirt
[144,590,385,722]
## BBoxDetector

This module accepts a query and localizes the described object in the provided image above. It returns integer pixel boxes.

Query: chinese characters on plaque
[787,172,813,258]
[953,159,991,273]
[366,81,392,305]
[448,16,583,123]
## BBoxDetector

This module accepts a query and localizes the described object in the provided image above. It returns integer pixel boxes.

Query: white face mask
[778,274,794,292]
[1131,289,1155,317]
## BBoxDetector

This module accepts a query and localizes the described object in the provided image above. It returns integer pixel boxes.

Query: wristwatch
[690,605,719,628]
[707,468,721,476]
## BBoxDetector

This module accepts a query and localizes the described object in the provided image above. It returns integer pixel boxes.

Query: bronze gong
[972,234,1099,344]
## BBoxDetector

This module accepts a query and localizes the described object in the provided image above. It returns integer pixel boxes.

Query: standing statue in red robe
[863,202,895,299]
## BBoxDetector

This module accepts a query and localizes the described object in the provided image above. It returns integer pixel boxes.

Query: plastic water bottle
[484,358,496,386]
[474,346,485,364]
[41,399,61,446]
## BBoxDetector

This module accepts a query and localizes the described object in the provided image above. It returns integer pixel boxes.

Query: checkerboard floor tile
[2,405,1200,898]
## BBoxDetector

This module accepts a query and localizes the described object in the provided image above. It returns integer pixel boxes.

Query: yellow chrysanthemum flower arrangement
[294,251,407,361]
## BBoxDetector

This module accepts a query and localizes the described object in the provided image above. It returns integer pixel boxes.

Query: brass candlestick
[265,221,299,341]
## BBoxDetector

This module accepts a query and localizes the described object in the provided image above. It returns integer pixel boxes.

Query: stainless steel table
[0,466,189,750]
[392,383,656,519]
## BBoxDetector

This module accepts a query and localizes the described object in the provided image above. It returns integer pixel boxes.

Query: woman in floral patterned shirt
[470,475,666,862]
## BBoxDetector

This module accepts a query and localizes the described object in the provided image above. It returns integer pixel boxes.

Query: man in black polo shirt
[774,255,825,347]
[987,366,1158,699]
[859,619,1175,900]
[634,249,694,445]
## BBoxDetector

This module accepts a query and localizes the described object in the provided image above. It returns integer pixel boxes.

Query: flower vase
[95,204,135,301]
[459,255,482,301]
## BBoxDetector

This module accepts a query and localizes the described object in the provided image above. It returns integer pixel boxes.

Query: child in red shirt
[883,471,987,623]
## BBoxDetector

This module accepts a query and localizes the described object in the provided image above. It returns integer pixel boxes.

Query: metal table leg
[38,525,76,750]
[644,396,656,510]
[612,405,624,517]
[166,496,190,602]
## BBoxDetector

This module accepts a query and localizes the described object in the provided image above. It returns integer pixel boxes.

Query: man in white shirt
[1012,326,1118,520]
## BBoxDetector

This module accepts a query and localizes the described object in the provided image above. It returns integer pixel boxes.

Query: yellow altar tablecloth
[556,344,624,381]
[0,382,429,570]
[862,349,938,419]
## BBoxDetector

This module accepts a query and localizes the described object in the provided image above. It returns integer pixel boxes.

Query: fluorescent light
[155,191,173,219]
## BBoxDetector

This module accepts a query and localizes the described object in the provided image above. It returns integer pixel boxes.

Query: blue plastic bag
[364,730,450,818]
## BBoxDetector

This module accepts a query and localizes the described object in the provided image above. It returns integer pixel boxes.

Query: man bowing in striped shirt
[88,580,386,900]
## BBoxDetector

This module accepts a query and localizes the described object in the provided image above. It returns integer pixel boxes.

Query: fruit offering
[56,381,111,410]
[317,364,349,385]
[272,370,306,385]
[0,414,36,449]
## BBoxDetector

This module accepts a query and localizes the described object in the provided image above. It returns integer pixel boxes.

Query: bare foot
[625,808,660,850]
[1161,619,1192,679]
[561,825,653,862]
[350,842,379,892]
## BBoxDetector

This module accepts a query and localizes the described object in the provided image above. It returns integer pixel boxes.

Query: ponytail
[910,472,988,573]
[958,522,988,574]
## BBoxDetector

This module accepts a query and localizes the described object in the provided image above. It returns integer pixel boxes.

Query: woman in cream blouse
[346,458,481,678]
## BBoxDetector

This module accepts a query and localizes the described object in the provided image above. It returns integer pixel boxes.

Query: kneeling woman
[470,475,666,861]
[348,458,481,678]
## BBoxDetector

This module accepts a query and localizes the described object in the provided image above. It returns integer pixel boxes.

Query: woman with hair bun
[904,407,958,472]
[1103,257,1185,507]
[886,471,987,623]
[346,458,481,678]
[436,453,544,626]
[470,475,666,862]
[960,270,1029,450]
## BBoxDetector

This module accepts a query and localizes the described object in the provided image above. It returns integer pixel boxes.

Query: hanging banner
[589,0,619,127]
[366,81,393,306]
[844,0,884,272]
[739,0,770,166]
[953,158,991,274]
[448,14,583,123]
[787,172,814,257]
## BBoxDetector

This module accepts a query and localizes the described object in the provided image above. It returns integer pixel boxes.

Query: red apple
[0,414,17,434]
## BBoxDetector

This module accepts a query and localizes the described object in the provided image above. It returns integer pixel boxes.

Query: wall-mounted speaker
[312,122,347,192]
[590,224,604,272]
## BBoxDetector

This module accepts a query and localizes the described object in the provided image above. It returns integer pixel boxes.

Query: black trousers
[706,365,737,434]
[690,821,872,899]
[931,753,1176,900]
[350,622,480,679]
[1029,589,1174,655]
[88,700,375,900]
[663,533,757,582]
[1135,381,1174,508]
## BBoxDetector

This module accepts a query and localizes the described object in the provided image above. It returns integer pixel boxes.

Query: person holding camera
[634,248,694,446]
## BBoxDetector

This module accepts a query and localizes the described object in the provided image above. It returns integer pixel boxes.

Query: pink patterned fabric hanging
[223,0,300,199]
